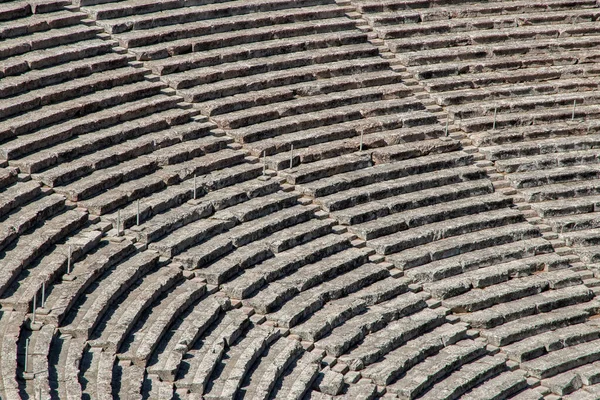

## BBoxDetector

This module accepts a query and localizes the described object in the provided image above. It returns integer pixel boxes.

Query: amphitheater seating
[4,0,600,399]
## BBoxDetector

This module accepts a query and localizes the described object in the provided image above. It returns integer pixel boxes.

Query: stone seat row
[96,2,348,39]
[351,0,598,15]
[0,8,86,41]
[412,49,600,82]
[1,37,115,79]
[373,8,600,39]
[127,17,359,62]
[458,103,600,133]
[103,163,268,232]
[0,66,150,122]
[145,30,369,76]
[394,36,600,68]
[0,23,103,62]
[178,57,391,105]
[80,0,327,24]
[386,21,600,55]
[161,42,381,92]
[427,63,600,96]
[0,79,172,144]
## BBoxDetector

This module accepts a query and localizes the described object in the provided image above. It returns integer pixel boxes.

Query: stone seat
[359,193,517,243]
[145,294,225,382]
[149,216,234,258]
[270,350,322,400]
[38,239,135,326]
[29,323,56,399]
[472,120,597,148]
[395,36,600,67]
[0,311,27,400]
[32,121,220,189]
[145,30,368,76]
[503,320,600,363]
[179,216,334,274]
[562,227,600,247]
[229,97,426,145]
[153,147,246,183]
[460,104,600,133]
[176,309,250,391]
[547,211,600,233]
[461,283,594,329]
[435,75,600,107]
[574,244,600,263]
[442,269,584,313]
[451,90,600,120]
[530,194,600,217]
[508,164,600,189]
[0,24,102,61]
[203,69,404,122]
[98,0,344,34]
[542,362,600,396]
[460,370,528,400]
[302,151,474,198]
[0,228,101,312]
[118,280,206,367]
[359,323,468,386]
[282,153,372,186]
[521,337,600,379]
[59,250,160,338]
[47,334,86,399]
[412,49,600,82]
[12,108,196,174]
[203,326,280,399]
[353,0,597,16]
[212,83,412,131]
[163,42,380,91]
[249,116,443,160]
[424,252,566,299]
[327,166,487,222]
[374,8,600,39]
[0,80,166,143]
[102,164,267,229]
[221,233,350,299]
[388,24,566,54]
[244,246,371,313]
[387,222,541,269]
[426,60,597,94]
[178,57,389,104]
[385,340,488,400]
[127,17,358,61]
[0,208,88,297]
[0,66,150,121]
[53,155,158,202]
[0,7,86,38]
[238,336,303,400]
[419,355,508,400]
[480,132,600,162]
[406,237,556,283]
[1,38,114,79]
[0,180,41,218]
[88,265,183,353]
[225,203,320,249]
[337,307,448,369]
[75,143,235,215]
[269,262,390,328]
[480,299,600,346]
[261,124,445,171]
[1,94,182,162]
[304,289,424,347]
[0,50,128,100]
[111,4,348,49]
